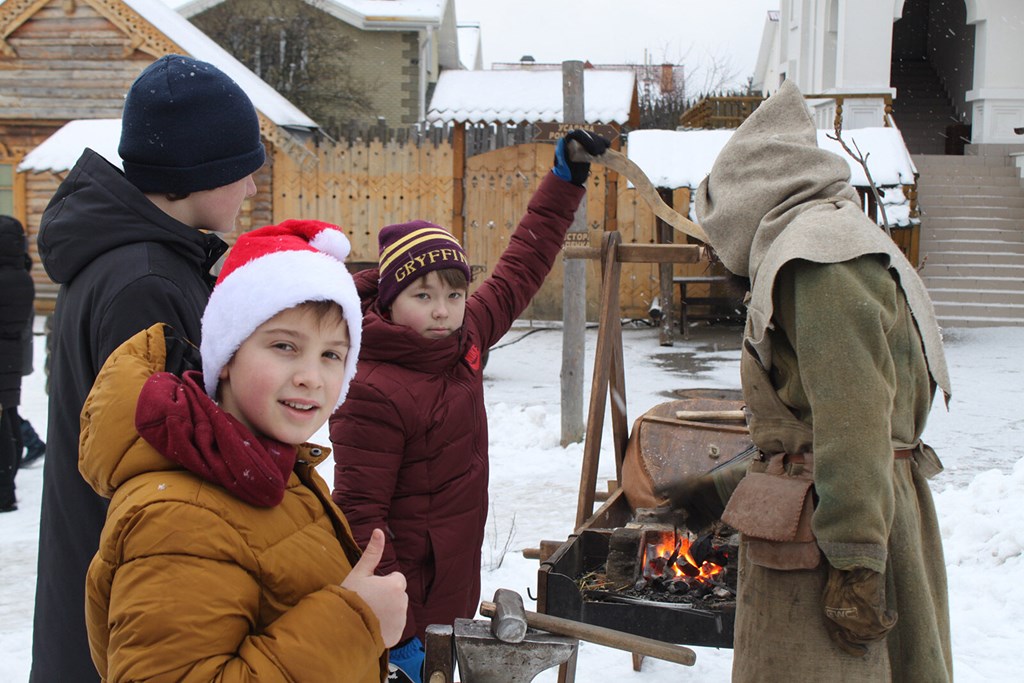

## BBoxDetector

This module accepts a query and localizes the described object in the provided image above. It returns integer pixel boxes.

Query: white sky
[160,1,779,91]
[453,0,778,90]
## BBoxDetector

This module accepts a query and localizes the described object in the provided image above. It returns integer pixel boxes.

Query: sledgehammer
[479,588,696,667]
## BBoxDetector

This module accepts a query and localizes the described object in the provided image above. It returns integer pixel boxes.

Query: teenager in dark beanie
[31,54,265,682]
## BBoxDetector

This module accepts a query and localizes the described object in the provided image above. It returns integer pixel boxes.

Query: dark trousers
[20,416,45,461]
[0,405,21,507]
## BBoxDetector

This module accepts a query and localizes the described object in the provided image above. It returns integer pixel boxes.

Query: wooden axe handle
[479,600,697,667]
[566,139,709,244]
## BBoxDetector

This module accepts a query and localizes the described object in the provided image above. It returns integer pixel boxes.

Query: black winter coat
[31,148,227,683]
[0,216,33,408]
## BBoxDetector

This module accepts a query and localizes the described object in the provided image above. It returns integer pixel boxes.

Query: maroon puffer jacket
[330,172,584,641]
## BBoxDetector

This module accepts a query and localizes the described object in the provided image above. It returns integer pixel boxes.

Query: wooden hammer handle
[479,601,696,667]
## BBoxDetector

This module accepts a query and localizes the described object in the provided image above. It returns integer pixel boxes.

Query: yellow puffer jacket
[79,324,387,682]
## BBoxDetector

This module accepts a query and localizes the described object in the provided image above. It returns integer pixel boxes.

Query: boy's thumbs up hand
[341,528,409,647]
[349,527,389,577]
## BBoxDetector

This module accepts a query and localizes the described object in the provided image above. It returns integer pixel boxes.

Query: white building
[754,0,1024,153]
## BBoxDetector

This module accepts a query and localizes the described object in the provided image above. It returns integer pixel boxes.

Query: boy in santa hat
[329,130,609,682]
[80,219,407,681]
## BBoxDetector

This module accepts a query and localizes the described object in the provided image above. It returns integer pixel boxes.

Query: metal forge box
[536,394,753,652]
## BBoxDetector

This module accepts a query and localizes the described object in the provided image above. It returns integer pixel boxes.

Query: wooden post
[575,232,623,529]
[451,122,466,243]
[656,187,675,347]
[561,60,587,446]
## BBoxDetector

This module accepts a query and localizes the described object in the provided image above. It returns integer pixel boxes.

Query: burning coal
[640,530,731,599]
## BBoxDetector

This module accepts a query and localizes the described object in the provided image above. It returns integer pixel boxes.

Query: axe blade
[566,139,709,244]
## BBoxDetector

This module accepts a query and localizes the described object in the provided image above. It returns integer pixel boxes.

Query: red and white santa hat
[200,219,362,409]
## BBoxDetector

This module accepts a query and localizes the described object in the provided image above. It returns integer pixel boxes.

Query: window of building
[0,164,13,216]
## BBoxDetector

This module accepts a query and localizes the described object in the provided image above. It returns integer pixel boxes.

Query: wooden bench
[673,275,744,337]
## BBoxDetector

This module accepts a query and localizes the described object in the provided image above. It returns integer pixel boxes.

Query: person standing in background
[0,215,34,512]
[18,235,45,467]
[31,54,265,681]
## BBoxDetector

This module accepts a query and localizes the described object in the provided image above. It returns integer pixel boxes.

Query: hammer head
[489,588,528,643]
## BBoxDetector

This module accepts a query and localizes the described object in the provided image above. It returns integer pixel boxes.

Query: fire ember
[577,524,737,609]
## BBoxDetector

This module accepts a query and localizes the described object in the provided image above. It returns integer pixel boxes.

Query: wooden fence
[272,135,714,320]
[678,96,764,129]
[272,136,454,263]
[24,121,916,323]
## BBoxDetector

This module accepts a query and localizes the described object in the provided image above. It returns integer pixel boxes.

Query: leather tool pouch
[721,454,821,570]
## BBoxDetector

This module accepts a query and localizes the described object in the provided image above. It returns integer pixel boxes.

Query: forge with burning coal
[538,516,739,648]
[582,522,737,609]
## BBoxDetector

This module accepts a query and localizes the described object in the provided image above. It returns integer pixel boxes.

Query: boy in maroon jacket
[330,130,608,682]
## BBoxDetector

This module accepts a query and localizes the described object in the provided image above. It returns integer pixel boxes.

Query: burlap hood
[695,80,950,400]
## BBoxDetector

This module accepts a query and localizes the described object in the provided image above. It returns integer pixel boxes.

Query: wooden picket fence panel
[272,137,455,264]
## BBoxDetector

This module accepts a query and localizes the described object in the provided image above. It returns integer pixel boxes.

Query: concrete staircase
[914,154,1024,328]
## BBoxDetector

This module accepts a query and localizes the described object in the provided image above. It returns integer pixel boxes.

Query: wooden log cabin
[0,0,320,311]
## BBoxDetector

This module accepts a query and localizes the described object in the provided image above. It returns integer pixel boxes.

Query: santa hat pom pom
[311,227,351,262]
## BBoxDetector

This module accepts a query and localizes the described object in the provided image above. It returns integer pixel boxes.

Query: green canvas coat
[694,81,953,682]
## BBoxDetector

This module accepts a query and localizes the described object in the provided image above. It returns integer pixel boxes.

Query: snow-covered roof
[627,127,917,189]
[427,69,636,124]
[178,0,447,28]
[124,0,317,129]
[629,127,919,226]
[18,120,122,174]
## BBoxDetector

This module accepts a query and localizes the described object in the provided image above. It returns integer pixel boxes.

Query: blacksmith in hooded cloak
[676,80,953,681]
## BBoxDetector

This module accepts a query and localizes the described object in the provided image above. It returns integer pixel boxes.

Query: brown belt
[784,449,913,466]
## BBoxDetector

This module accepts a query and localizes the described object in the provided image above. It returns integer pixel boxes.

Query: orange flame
[644,532,724,584]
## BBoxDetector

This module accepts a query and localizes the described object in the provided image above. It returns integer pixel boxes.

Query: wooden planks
[272,137,454,264]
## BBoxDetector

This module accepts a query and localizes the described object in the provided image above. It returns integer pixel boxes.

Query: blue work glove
[553,129,610,186]
[388,635,424,683]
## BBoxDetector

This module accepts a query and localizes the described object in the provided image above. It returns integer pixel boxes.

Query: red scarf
[135,370,297,507]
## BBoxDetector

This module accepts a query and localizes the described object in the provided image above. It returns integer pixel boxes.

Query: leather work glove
[822,565,897,656]
[553,129,610,186]
[653,472,727,533]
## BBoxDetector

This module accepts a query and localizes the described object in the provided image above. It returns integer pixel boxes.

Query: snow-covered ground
[2,318,1022,681]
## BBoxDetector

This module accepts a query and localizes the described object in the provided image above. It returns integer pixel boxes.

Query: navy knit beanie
[118,54,266,195]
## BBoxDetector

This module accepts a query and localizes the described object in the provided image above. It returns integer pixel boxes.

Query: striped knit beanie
[377,220,471,308]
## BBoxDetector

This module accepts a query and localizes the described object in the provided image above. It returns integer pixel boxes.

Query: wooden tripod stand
[567,231,703,531]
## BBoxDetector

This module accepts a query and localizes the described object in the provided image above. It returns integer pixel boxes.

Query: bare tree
[686,46,740,96]
[634,47,744,130]
[188,0,372,135]
[636,62,689,129]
